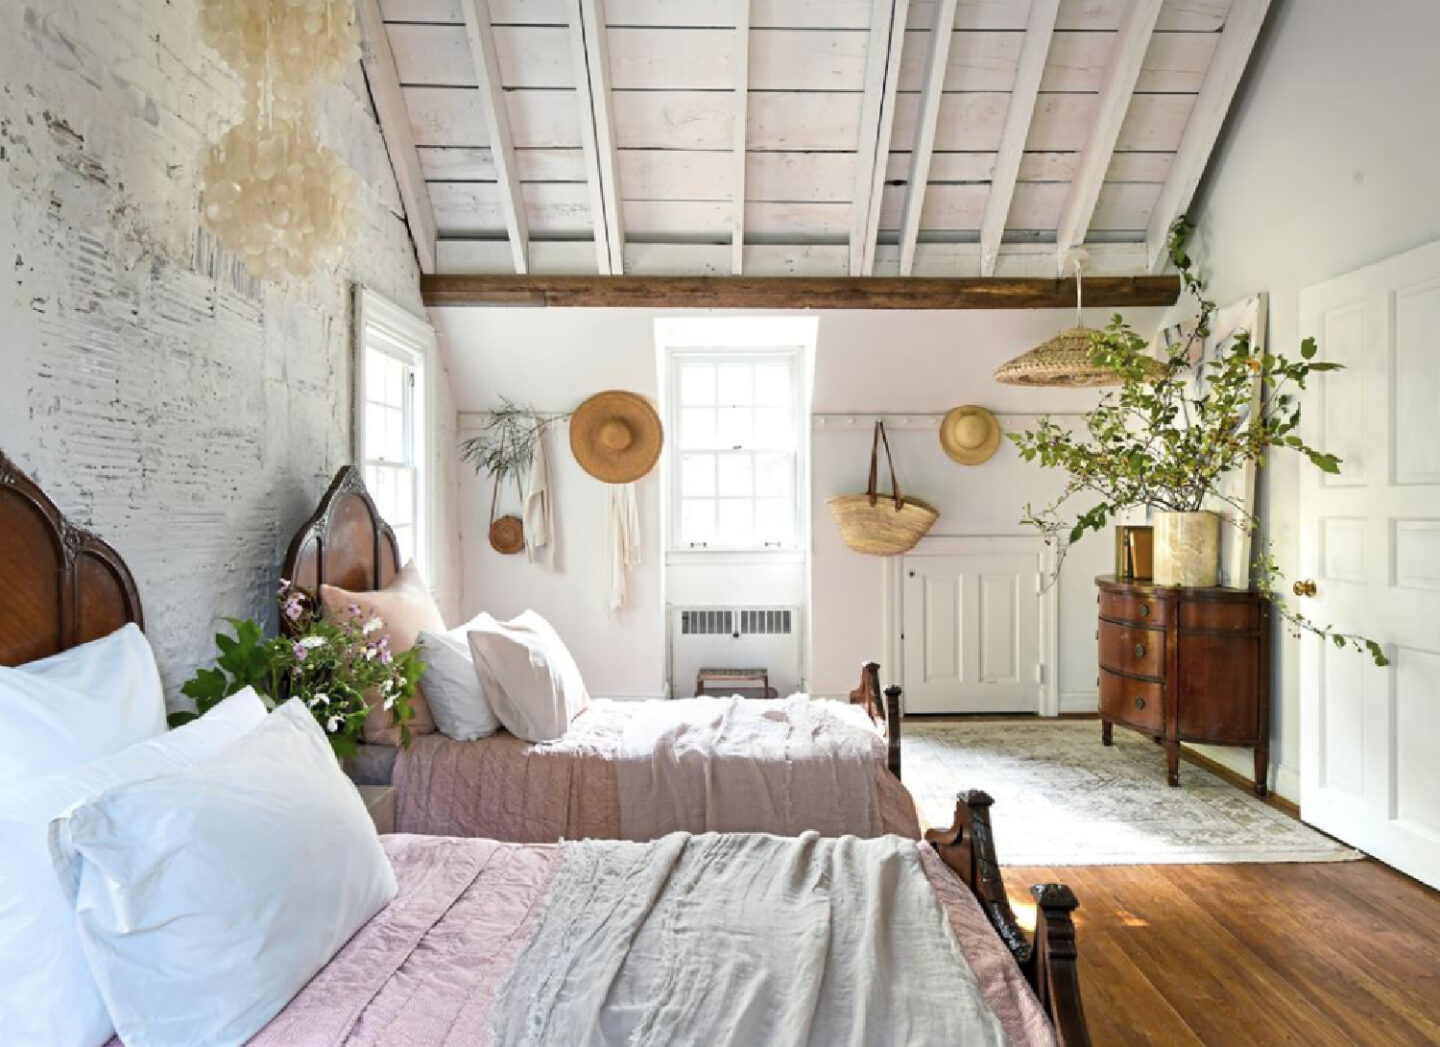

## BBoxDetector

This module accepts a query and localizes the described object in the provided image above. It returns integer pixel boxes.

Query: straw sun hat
[939,405,1001,465]
[569,390,663,483]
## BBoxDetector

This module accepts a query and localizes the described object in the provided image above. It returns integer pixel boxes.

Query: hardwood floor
[1003,859,1440,1046]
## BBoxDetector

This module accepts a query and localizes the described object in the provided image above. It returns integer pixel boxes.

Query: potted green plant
[172,581,426,757]
[1010,219,1386,665]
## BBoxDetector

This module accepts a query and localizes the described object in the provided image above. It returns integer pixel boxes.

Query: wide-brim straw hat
[570,390,663,483]
[939,405,1001,465]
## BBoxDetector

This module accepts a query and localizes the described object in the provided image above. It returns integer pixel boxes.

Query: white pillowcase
[49,698,398,1047]
[0,688,268,1047]
[467,610,589,742]
[0,623,166,788]
[415,614,502,741]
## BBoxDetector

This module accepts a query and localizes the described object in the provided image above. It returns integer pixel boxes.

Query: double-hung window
[355,288,437,575]
[671,350,801,551]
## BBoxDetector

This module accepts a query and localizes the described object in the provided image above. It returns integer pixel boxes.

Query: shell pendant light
[198,0,360,282]
[994,251,1138,387]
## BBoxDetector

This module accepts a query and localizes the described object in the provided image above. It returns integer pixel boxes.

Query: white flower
[363,618,383,636]
[326,715,341,732]
[380,678,393,694]
[383,694,397,710]
[299,636,326,649]
[311,692,330,706]
[364,647,378,660]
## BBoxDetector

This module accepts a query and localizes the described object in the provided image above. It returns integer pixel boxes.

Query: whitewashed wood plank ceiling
[372,0,1267,276]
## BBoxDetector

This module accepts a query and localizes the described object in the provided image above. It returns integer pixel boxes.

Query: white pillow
[466,610,589,742]
[49,699,397,1047]
[416,614,502,741]
[0,623,166,787]
[0,688,267,1047]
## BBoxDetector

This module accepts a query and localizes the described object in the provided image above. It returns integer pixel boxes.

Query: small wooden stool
[695,666,775,699]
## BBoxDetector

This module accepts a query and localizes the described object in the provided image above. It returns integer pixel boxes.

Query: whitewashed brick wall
[0,0,458,700]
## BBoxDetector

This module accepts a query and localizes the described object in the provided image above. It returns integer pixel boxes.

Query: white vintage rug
[904,721,1360,866]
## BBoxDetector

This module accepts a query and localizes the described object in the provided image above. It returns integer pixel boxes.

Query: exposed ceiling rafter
[568,0,624,275]
[356,0,437,274]
[731,0,751,276]
[850,0,910,277]
[897,0,957,277]
[460,0,528,274]
[1054,0,1165,269]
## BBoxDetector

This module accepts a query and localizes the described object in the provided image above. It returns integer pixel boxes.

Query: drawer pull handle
[1134,643,1146,658]
[1134,697,1147,711]
[1138,603,1150,617]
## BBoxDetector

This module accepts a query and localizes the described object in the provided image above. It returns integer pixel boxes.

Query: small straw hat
[939,405,1002,465]
[569,390,663,483]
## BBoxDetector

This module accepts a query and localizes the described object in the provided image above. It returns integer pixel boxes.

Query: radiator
[668,605,803,698]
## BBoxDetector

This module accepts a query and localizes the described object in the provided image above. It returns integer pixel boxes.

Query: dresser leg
[1166,739,1181,787]
[1101,720,1113,746]
[1253,745,1270,798]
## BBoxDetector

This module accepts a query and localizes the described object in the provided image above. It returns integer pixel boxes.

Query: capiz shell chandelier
[197,0,361,282]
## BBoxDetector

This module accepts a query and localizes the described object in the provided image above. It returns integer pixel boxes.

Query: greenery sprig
[459,398,562,484]
[1009,218,1387,666]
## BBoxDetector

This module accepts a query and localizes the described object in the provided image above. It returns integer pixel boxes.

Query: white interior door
[901,541,1046,714]
[1299,238,1440,890]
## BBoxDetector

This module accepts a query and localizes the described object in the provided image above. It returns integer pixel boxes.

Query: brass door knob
[1293,579,1318,598]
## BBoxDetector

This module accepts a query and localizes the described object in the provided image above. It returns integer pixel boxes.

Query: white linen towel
[523,426,554,566]
[606,483,641,614]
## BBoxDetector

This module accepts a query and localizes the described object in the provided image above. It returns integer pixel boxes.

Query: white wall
[1179,0,1440,799]
[0,0,457,696]
[434,304,1169,701]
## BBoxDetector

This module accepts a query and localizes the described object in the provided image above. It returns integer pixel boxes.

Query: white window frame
[353,286,439,580]
[666,347,805,554]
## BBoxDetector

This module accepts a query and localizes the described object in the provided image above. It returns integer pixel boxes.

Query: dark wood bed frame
[0,448,1089,1047]
[284,466,910,779]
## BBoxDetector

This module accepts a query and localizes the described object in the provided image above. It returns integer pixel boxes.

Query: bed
[283,466,918,841]
[0,449,1091,1047]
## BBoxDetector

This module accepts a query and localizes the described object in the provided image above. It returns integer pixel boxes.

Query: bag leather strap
[865,420,906,510]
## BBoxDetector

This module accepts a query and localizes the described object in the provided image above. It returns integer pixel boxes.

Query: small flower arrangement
[173,581,424,758]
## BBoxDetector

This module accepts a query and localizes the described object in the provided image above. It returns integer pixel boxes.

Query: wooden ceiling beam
[850,0,911,276]
[568,0,624,274]
[357,0,437,274]
[1146,0,1274,272]
[979,0,1059,277]
[421,274,1181,309]
[460,0,528,274]
[731,0,751,276]
[897,0,957,277]
[1054,0,1164,267]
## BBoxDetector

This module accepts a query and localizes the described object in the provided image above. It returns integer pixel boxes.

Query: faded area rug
[904,721,1359,866]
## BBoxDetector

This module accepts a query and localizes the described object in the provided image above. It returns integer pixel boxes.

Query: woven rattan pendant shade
[993,326,1120,387]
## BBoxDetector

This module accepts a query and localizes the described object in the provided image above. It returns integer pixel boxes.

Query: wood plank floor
[1003,859,1440,1046]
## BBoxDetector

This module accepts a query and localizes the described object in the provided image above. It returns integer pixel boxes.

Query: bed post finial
[1031,884,1088,1047]
[882,685,902,780]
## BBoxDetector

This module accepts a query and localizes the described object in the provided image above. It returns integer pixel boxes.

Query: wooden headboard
[282,466,400,598]
[0,450,144,666]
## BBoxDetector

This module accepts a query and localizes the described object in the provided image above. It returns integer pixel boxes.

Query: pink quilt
[394,697,920,842]
[237,834,1055,1047]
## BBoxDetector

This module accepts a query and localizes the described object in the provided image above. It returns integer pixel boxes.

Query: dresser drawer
[1099,588,1169,627]
[1099,670,1164,733]
[1179,598,1261,633]
[1098,621,1164,679]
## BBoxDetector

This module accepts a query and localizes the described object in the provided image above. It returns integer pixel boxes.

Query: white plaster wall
[434,305,1169,701]
[1177,0,1440,799]
[0,0,455,699]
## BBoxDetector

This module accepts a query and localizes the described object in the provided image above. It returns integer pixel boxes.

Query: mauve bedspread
[393,697,920,842]
[218,834,1052,1047]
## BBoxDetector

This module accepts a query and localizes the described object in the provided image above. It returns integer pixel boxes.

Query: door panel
[902,548,1041,714]
[1300,238,1440,890]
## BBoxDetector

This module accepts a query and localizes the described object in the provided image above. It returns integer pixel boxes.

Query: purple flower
[292,642,308,662]
[283,594,304,621]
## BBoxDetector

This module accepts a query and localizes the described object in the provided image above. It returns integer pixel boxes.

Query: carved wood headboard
[0,450,144,667]
[281,466,400,598]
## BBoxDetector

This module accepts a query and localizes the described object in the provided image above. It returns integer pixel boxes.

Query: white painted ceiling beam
[357,0,438,273]
[1053,0,1164,268]
[568,0,625,275]
[849,0,910,276]
[1145,0,1273,271]
[731,0,751,275]
[896,0,956,277]
[978,0,1058,277]
[460,0,529,273]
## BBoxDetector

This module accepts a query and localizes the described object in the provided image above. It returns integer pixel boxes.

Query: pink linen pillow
[320,560,443,744]
[466,610,590,742]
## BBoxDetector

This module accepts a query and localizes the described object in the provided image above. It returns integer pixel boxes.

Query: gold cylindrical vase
[1152,511,1220,587]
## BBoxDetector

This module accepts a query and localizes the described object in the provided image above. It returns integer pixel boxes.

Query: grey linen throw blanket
[493,832,1008,1047]
[614,695,887,839]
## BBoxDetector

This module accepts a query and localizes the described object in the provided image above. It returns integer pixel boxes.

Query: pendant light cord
[1074,255,1084,328]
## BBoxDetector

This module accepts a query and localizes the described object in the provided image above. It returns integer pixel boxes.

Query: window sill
[666,548,807,566]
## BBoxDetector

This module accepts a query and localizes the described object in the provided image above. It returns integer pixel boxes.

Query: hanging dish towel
[523,425,554,567]
[606,483,641,614]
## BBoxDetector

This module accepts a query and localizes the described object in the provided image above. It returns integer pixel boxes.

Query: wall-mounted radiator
[668,605,803,698]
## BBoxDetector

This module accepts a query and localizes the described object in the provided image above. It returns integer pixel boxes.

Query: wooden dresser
[1096,576,1272,796]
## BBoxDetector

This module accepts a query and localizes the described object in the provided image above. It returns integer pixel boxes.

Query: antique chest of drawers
[1096,575,1272,795]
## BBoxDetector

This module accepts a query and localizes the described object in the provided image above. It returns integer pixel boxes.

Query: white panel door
[1299,238,1440,890]
[901,548,1043,714]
